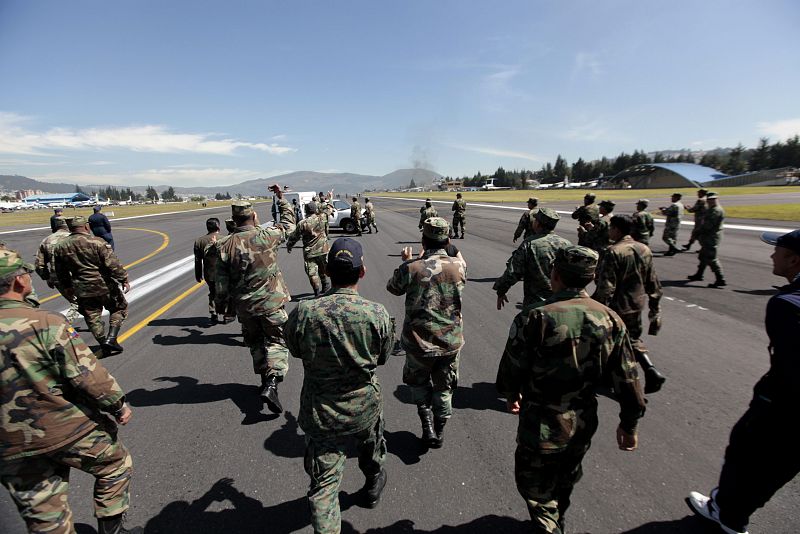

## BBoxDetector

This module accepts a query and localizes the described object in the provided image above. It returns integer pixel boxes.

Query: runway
[1,198,797,533]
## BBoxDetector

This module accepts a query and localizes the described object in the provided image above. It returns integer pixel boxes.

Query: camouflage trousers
[0,426,132,534]
[403,351,460,420]
[240,307,289,377]
[697,242,724,278]
[618,311,648,360]
[77,288,128,345]
[515,442,591,534]
[206,281,217,315]
[662,224,679,249]
[304,416,386,534]
[304,255,329,295]
[452,214,465,236]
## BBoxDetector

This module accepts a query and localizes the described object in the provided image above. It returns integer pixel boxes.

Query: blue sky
[1,0,799,188]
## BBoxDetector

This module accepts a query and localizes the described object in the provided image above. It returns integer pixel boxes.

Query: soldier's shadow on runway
[466,277,498,283]
[341,514,531,533]
[126,377,278,425]
[151,328,244,347]
[149,316,214,328]
[393,383,505,413]
[263,411,306,458]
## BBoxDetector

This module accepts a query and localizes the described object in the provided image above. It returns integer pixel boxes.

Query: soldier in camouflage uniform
[387,217,466,448]
[364,197,378,233]
[215,192,295,413]
[688,192,726,288]
[513,197,539,243]
[194,217,221,322]
[494,208,572,310]
[286,202,331,297]
[286,238,393,534]
[55,216,130,356]
[451,193,466,239]
[34,216,80,322]
[631,199,655,245]
[418,198,438,230]
[0,249,140,534]
[683,188,708,251]
[496,246,646,534]
[572,193,599,247]
[593,215,666,394]
[659,192,684,255]
[582,200,615,252]
[350,196,363,236]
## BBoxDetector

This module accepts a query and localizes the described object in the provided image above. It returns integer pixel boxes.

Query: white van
[282,191,317,221]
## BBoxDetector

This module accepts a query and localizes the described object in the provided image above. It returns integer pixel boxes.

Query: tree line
[437,136,800,188]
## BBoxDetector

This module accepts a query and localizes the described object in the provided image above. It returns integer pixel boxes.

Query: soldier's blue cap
[328,237,363,270]
[761,229,800,255]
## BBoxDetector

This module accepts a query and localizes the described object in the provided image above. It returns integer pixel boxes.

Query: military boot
[417,405,437,446]
[97,514,143,534]
[637,353,666,394]
[687,267,705,281]
[260,374,283,414]
[431,417,447,448]
[361,468,387,508]
[102,325,124,356]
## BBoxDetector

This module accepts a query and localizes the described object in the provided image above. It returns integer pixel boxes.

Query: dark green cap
[554,245,598,277]
[534,207,560,227]
[0,249,34,278]
[66,216,87,228]
[599,200,616,209]
[231,201,253,217]
[706,191,719,199]
[422,217,450,242]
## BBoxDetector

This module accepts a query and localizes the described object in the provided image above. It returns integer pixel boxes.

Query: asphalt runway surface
[1,198,798,533]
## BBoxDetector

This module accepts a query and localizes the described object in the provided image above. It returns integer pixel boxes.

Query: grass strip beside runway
[720,203,800,222]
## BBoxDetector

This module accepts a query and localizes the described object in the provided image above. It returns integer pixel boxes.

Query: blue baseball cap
[328,237,363,270]
[761,229,800,255]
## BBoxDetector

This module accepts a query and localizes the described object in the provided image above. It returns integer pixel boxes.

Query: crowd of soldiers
[1,184,797,534]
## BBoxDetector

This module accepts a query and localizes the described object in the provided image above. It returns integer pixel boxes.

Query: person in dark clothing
[49,208,63,233]
[687,228,800,534]
[88,205,115,250]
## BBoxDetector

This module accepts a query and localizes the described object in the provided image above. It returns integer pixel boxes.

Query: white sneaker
[686,490,749,534]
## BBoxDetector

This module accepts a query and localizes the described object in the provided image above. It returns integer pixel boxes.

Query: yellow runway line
[39,227,170,304]
[118,281,205,344]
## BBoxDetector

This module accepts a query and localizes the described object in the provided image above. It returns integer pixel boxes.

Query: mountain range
[0,168,442,197]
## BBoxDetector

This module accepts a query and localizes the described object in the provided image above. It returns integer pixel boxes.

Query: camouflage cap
[553,245,599,277]
[53,216,68,229]
[637,198,650,206]
[66,215,87,228]
[706,191,719,199]
[231,201,253,217]
[599,200,616,209]
[328,237,363,270]
[698,188,709,195]
[527,197,539,205]
[534,207,560,226]
[584,193,596,200]
[304,202,318,215]
[53,207,63,213]
[224,218,236,232]
[422,217,450,242]
[0,249,34,278]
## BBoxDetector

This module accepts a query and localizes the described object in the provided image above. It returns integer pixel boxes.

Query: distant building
[23,192,92,205]
[605,163,727,189]
[704,167,799,187]
[15,189,44,200]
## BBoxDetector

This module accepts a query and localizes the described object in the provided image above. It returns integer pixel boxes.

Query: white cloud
[757,118,800,140]
[447,143,542,162]
[561,121,608,142]
[572,52,602,77]
[0,112,296,156]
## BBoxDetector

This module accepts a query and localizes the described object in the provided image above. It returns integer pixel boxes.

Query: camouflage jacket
[418,206,438,227]
[387,248,466,357]
[631,210,655,243]
[513,208,539,241]
[662,202,683,229]
[686,198,707,223]
[571,203,599,224]
[285,288,393,437]
[493,232,572,306]
[54,233,128,298]
[0,299,125,460]
[35,229,71,285]
[696,205,724,246]
[364,201,375,215]
[593,236,662,317]
[496,289,646,452]
[586,214,611,252]
[214,200,295,318]
[193,232,219,283]
[286,213,330,259]
[451,199,466,215]
[350,200,362,220]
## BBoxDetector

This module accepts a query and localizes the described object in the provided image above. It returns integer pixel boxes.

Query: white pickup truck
[281,193,362,233]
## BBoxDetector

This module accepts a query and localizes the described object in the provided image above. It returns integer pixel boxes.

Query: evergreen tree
[748,138,771,171]
[409,178,417,189]
[145,185,159,201]
[723,144,747,175]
